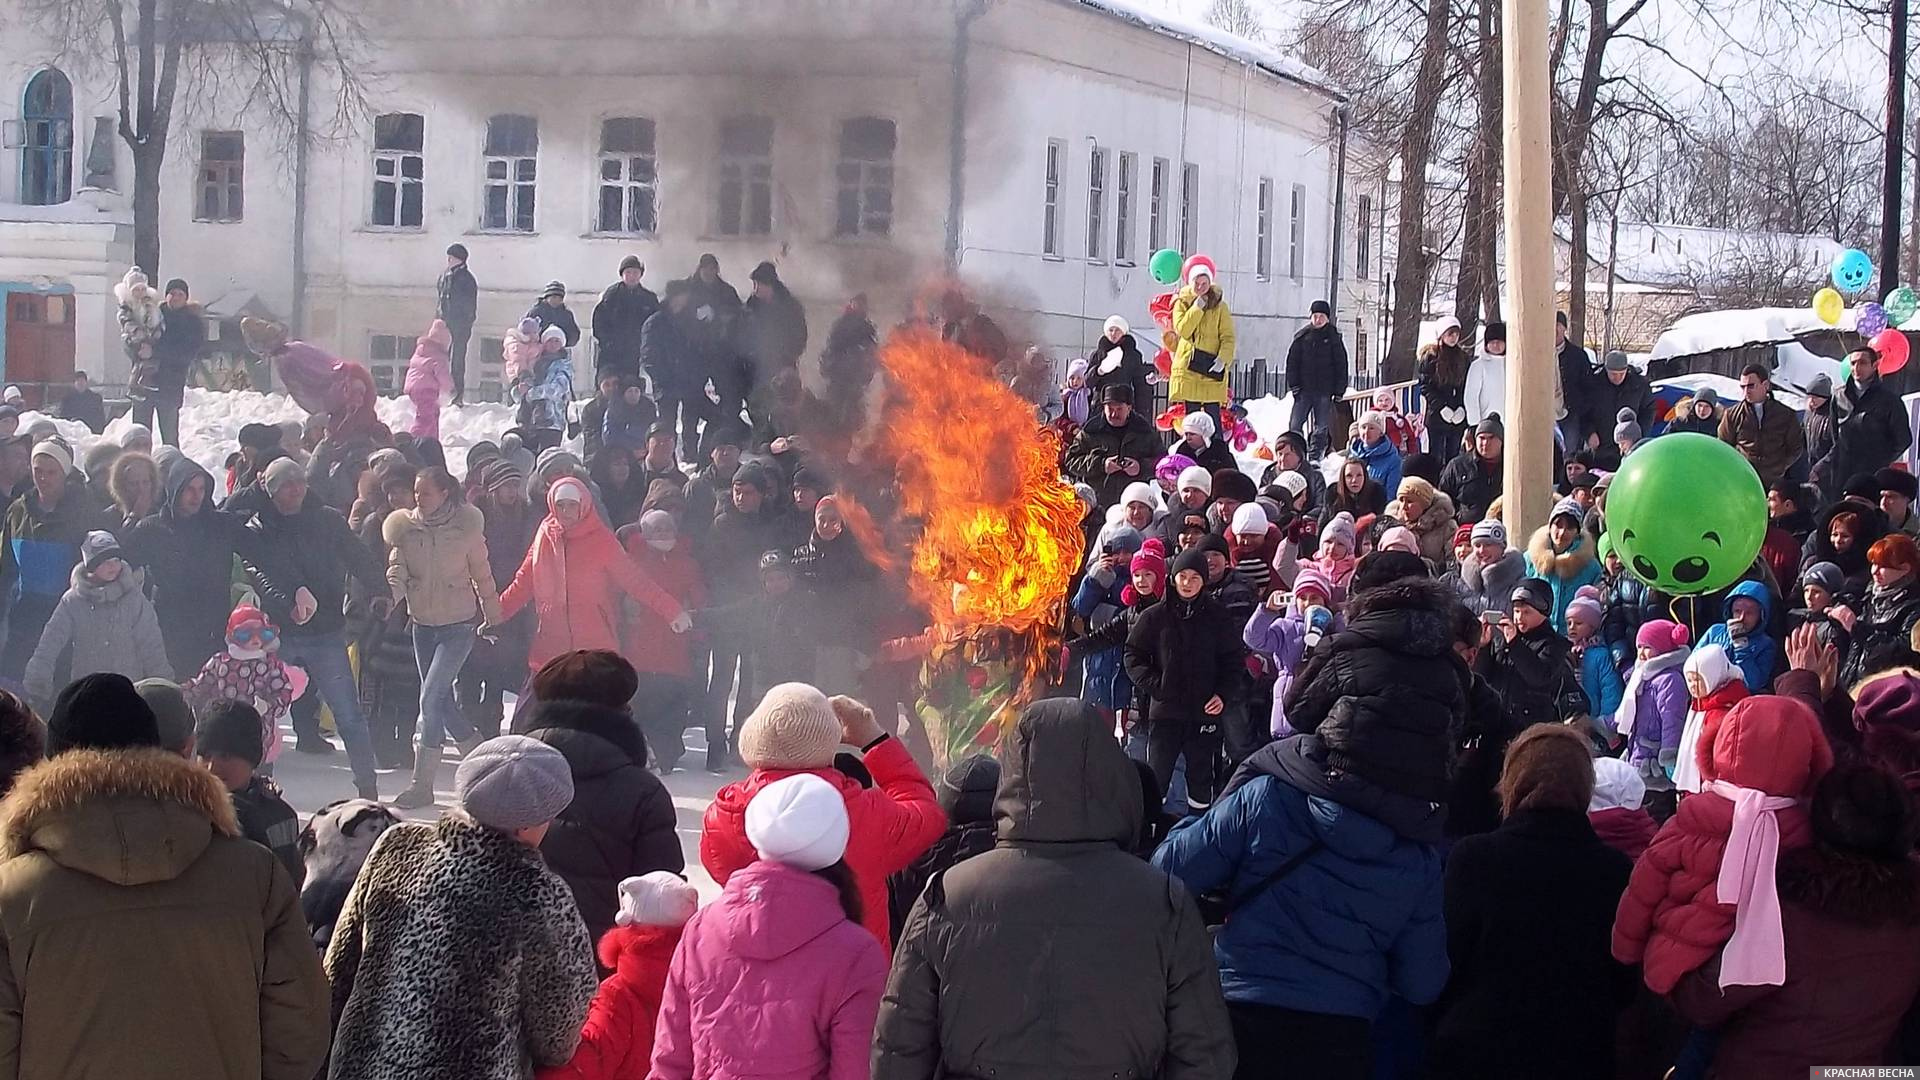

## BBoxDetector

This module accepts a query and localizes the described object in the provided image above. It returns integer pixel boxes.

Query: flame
[855,329,1086,748]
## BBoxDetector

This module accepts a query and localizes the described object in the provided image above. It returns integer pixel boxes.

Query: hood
[1527,524,1597,579]
[518,699,648,775]
[1722,579,1774,626]
[1340,576,1459,659]
[994,697,1142,846]
[159,455,214,523]
[715,860,852,960]
[0,748,239,885]
[1237,736,1444,846]
[1705,694,1833,797]
[67,561,145,604]
[938,754,1000,824]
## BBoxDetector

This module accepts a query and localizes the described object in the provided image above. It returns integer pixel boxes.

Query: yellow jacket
[1170,286,1236,404]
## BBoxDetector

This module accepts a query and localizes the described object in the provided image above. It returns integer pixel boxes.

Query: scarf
[1706,779,1798,988]
[418,496,462,530]
[1614,646,1688,739]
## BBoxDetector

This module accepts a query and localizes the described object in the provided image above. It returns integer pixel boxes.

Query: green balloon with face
[1606,433,1766,595]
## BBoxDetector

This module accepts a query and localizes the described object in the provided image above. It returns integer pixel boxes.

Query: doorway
[3,291,76,406]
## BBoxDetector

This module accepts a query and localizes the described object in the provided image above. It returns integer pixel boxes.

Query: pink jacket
[651,860,888,1080]
[404,334,453,440]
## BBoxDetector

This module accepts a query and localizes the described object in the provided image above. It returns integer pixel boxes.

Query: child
[1061,357,1092,428]
[502,315,543,385]
[537,872,699,1080]
[115,267,164,398]
[1588,756,1658,861]
[1797,560,1845,615]
[1698,580,1776,693]
[514,325,575,452]
[404,318,454,440]
[25,531,172,706]
[182,605,304,773]
[1082,539,1168,771]
[603,379,659,456]
[1227,503,1281,596]
[1600,543,1656,666]
[1566,587,1623,744]
[1345,411,1403,497]
[193,699,304,887]
[1615,619,1692,801]
[1612,694,1833,994]
[1243,564,1336,738]
[1298,511,1358,607]
[1475,578,1586,729]
[1372,387,1420,455]
[1614,407,1643,460]
[657,775,888,1080]
[1124,547,1247,812]
[1524,496,1603,633]
[1072,526,1146,725]
[1672,643,1749,795]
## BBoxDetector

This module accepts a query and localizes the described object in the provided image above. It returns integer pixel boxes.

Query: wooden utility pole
[1883,0,1909,293]
[1501,0,1556,539]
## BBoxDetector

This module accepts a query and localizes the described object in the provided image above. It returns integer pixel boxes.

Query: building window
[1355,194,1372,279]
[1149,157,1168,251]
[482,114,538,232]
[368,333,418,394]
[196,132,244,222]
[1086,144,1106,262]
[1356,327,1369,373]
[1179,162,1198,253]
[476,335,505,402]
[18,69,73,206]
[598,117,657,234]
[1256,178,1274,280]
[834,116,895,238]
[1042,138,1063,257]
[1115,151,1136,264]
[716,116,773,236]
[370,112,424,228]
[1289,183,1306,279]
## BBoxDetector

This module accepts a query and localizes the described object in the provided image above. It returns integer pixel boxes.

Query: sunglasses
[231,625,278,646]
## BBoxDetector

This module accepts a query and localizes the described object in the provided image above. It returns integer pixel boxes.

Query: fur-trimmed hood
[0,748,238,886]
[1527,525,1597,582]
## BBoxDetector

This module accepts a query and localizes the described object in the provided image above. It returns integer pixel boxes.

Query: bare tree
[1206,0,1271,40]
[12,0,366,278]
[1383,0,1456,380]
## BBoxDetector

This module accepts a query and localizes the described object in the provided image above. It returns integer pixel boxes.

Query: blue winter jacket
[1699,579,1778,693]
[1346,435,1403,500]
[1578,642,1625,735]
[1152,766,1448,1019]
[1071,569,1131,712]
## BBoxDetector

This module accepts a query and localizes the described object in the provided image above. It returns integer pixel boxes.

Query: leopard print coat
[324,814,598,1080]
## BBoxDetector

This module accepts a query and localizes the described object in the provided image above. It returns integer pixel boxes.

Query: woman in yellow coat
[1169,255,1235,425]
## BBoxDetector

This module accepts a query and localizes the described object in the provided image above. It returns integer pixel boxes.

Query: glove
[669,611,693,634]
[292,587,318,625]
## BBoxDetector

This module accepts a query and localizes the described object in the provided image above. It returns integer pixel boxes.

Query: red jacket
[1760,525,1800,597]
[499,487,684,671]
[1612,696,1834,992]
[617,535,706,678]
[1588,807,1658,862]
[535,924,681,1080]
[700,736,945,950]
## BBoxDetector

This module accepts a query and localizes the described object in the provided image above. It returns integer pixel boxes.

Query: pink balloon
[1872,328,1911,375]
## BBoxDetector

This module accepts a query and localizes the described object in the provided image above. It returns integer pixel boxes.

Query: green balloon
[1887,286,1919,328]
[1149,248,1184,285]
[1606,433,1766,596]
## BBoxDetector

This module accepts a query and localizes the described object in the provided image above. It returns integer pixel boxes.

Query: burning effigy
[852,327,1085,766]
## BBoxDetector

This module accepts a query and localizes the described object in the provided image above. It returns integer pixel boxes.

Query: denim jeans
[413,621,477,750]
[1288,393,1334,459]
[279,629,376,789]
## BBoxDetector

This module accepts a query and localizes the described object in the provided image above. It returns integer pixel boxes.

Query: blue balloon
[1833,248,1874,293]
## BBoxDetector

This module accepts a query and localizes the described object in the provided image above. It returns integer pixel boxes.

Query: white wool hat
[1121,481,1158,510]
[1104,315,1130,336]
[1273,470,1308,499]
[1180,410,1217,442]
[1431,315,1462,342]
[1589,756,1647,812]
[29,440,71,474]
[1176,466,1212,495]
[540,324,567,344]
[2,386,22,404]
[1358,411,1385,436]
[1684,643,1742,692]
[615,871,700,928]
[1231,503,1269,534]
[745,773,850,872]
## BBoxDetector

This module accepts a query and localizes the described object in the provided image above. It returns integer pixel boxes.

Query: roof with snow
[1561,218,1844,288]
[1059,0,1347,101]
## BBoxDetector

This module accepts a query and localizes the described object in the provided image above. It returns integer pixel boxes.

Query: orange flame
[862,329,1085,688]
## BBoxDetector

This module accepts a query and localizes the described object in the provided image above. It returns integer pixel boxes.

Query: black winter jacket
[1588,368,1655,440]
[1283,576,1469,804]
[1125,591,1248,722]
[1817,377,1913,491]
[124,456,253,676]
[740,286,809,380]
[873,698,1235,1080]
[1065,413,1166,508]
[1088,334,1153,415]
[590,282,659,375]
[639,308,700,399]
[525,300,581,348]
[1557,340,1597,441]
[887,754,999,943]
[239,494,385,641]
[1285,323,1349,398]
[436,264,477,329]
[514,700,683,943]
[1439,450,1503,524]
[1474,623,1585,729]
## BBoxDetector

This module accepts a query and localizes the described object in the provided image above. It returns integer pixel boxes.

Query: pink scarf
[1706,779,1798,988]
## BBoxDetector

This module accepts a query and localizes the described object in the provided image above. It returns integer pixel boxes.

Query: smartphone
[1481,611,1503,626]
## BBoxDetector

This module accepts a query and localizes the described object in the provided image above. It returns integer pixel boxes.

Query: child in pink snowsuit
[405,319,455,440]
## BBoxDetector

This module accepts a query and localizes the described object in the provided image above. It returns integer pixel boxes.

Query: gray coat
[25,563,172,703]
[873,698,1236,1080]
[1448,548,1527,618]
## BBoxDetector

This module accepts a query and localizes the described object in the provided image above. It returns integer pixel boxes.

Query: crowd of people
[0,244,1912,1079]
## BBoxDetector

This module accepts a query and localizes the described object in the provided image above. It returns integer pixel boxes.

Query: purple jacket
[1245,606,1319,738]
[651,860,888,1080]
[1625,664,1689,773]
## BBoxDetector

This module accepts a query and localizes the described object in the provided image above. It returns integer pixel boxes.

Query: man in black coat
[526,281,581,347]
[1441,417,1505,524]
[1815,345,1913,494]
[1555,312,1597,450]
[1065,385,1166,510]
[590,255,658,383]
[143,278,202,447]
[52,371,106,434]
[1285,300,1349,460]
[643,282,707,454]
[436,243,478,404]
[124,456,255,677]
[681,254,746,427]
[1586,351,1654,454]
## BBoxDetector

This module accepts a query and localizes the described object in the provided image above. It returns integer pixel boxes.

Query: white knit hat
[738,683,841,769]
[745,773,850,871]
[1180,410,1217,442]
[1103,315,1129,336]
[1273,471,1308,500]
[1231,503,1269,535]
[1176,465,1212,496]
[615,871,699,928]
[29,440,71,474]
[1121,481,1158,510]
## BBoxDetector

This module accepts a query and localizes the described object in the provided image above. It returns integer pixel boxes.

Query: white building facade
[0,0,1360,404]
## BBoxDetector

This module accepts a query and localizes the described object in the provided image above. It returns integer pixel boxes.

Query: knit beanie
[194,701,265,767]
[455,735,575,832]
[1475,414,1504,438]
[1129,538,1168,585]
[1180,411,1217,443]
[1214,468,1258,505]
[1170,546,1212,582]
[1066,357,1089,380]
[1320,512,1356,553]
[1377,525,1419,556]
[615,871,699,928]
[1613,407,1642,445]
[1470,518,1507,546]
[1635,619,1689,654]
[1510,577,1554,618]
[541,325,567,345]
[1852,670,1920,765]
[1358,411,1385,438]
[1565,587,1604,629]
[261,457,304,496]
[80,530,122,572]
[1100,524,1145,556]
[1121,481,1158,511]
[738,683,842,769]
[1800,561,1846,596]
[1176,465,1212,497]
[1352,551,1429,594]
[1292,564,1335,603]
[1231,503,1269,535]
[424,319,452,349]
[135,679,195,754]
[47,673,160,757]
[1397,476,1437,506]
[1590,756,1648,812]
[1550,496,1586,527]
[30,440,71,474]
[1272,471,1308,500]
[1452,523,1475,549]
[745,773,850,871]
[1104,315,1130,336]
[480,459,526,493]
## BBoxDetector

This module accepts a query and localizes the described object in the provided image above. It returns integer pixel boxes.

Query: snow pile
[1650,306,1851,360]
